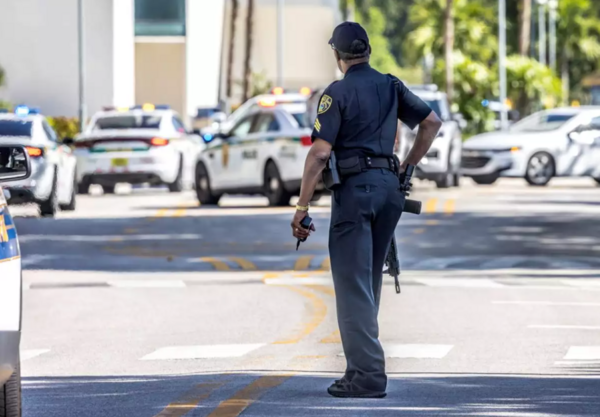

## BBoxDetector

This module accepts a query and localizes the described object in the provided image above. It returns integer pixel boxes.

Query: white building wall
[0,0,114,117]
[112,0,135,108]
[186,0,226,116]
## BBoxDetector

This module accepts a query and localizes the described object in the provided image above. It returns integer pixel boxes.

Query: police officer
[291,22,442,398]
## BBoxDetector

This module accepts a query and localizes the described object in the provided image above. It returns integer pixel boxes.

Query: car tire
[168,156,184,193]
[435,151,458,189]
[472,174,499,185]
[60,175,77,211]
[0,360,21,417]
[525,152,555,187]
[39,172,59,217]
[264,161,291,207]
[102,185,116,195]
[77,178,91,195]
[195,163,220,205]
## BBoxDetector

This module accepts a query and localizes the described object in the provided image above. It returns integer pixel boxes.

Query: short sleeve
[311,84,342,145]
[394,79,432,130]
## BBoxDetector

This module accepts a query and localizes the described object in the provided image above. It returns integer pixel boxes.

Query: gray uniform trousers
[329,168,405,392]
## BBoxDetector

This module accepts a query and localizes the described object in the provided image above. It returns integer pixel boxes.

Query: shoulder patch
[318,95,333,115]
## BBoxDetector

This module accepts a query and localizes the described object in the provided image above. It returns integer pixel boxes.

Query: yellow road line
[294,255,314,271]
[424,198,438,214]
[310,285,335,297]
[320,257,331,271]
[0,256,20,264]
[173,205,187,217]
[444,199,456,216]
[229,257,257,271]
[154,382,224,417]
[124,228,138,234]
[273,286,327,344]
[413,228,425,234]
[425,219,439,226]
[148,208,169,222]
[198,257,230,271]
[320,330,341,344]
[207,376,292,417]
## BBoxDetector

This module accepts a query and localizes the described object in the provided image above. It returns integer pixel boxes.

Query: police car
[203,88,312,138]
[399,86,463,188]
[462,107,600,186]
[0,144,31,416]
[0,106,78,216]
[74,104,205,194]
[195,98,317,206]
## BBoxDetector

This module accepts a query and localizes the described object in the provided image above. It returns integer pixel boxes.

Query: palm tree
[556,0,600,102]
[226,0,239,101]
[242,0,255,102]
[518,0,532,56]
[443,0,454,101]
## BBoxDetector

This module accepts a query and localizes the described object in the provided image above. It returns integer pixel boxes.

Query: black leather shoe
[327,380,387,399]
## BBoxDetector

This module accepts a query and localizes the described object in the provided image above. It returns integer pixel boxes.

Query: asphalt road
[12,178,600,417]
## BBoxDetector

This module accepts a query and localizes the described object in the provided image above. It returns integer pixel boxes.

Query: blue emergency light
[13,105,40,116]
[203,133,214,143]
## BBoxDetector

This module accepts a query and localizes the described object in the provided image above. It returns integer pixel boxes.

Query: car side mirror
[0,145,31,182]
[62,137,75,146]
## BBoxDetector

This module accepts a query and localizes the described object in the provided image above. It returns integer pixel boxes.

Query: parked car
[195,100,319,206]
[399,86,463,188]
[0,106,78,216]
[0,144,31,417]
[73,104,205,194]
[461,107,600,186]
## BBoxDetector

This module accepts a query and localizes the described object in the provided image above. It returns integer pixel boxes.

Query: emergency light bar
[103,104,171,112]
[13,105,40,116]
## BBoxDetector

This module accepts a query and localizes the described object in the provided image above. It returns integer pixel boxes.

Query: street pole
[538,0,547,66]
[77,0,86,132]
[549,0,557,72]
[277,0,284,88]
[499,0,508,131]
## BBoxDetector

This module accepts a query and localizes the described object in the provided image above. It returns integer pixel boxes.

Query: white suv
[398,86,463,188]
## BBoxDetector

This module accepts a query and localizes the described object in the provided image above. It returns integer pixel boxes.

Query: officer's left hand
[291,210,315,239]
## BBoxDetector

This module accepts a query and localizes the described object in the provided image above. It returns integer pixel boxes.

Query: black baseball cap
[329,22,370,54]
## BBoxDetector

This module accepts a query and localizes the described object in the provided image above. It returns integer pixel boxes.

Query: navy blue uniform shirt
[312,63,432,160]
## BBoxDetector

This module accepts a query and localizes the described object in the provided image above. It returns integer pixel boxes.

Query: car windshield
[93,115,162,130]
[0,120,33,137]
[292,113,308,128]
[510,112,576,132]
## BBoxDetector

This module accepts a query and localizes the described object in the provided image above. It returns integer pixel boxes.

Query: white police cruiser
[462,107,600,186]
[0,144,31,416]
[74,104,205,194]
[195,98,317,206]
[0,106,78,216]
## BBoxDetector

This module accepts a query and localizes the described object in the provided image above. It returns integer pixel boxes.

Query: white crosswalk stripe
[140,344,266,360]
[564,346,600,360]
[21,349,50,361]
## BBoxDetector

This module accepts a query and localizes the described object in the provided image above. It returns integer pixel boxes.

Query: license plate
[111,158,128,167]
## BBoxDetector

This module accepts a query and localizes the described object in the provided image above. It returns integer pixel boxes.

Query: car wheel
[168,157,184,193]
[525,152,555,187]
[435,151,457,189]
[77,178,91,195]
[195,163,220,205]
[472,174,499,185]
[60,175,77,211]
[0,360,21,417]
[264,161,291,206]
[39,172,59,217]
[102,185,116,194]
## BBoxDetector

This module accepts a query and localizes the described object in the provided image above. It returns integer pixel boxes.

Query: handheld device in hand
[296,215,313,250]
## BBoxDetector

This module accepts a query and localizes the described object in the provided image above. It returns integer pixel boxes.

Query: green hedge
[47,117,80,140]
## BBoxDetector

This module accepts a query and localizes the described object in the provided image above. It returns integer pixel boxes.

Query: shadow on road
[13,207,600,273]
[23,372,600,417]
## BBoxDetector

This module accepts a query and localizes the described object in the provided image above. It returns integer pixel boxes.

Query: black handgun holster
[322,152,342,190]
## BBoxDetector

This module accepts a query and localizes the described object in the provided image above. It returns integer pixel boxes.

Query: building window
[135,0,186,36]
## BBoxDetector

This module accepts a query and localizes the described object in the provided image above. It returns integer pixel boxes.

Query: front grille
[461,156,490,169]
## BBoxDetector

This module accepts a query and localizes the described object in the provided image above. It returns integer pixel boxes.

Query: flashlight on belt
[296,215,313,251]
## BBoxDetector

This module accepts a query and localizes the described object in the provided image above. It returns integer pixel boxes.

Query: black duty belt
[337,156,397,178]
